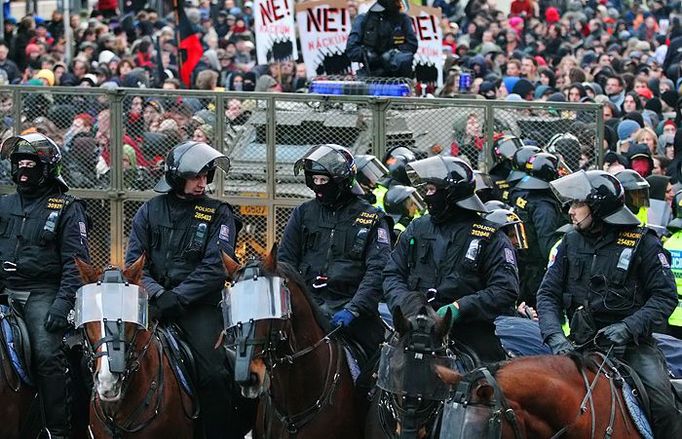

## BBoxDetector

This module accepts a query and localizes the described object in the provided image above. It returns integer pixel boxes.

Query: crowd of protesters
[1,1,682,190]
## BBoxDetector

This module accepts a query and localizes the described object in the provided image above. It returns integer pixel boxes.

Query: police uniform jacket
[537,227,677,341]
[0,185,90,304]
[277,196,391,317]
[125,193,238,305]
[383,213,519,322]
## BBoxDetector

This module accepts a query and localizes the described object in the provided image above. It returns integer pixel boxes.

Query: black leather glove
[148,302,161,322]
[44,298,72,332]
[545,333,574,355]
[597,322,632,347]
[154,291,185,320]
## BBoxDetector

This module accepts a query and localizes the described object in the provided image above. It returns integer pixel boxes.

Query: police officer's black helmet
[355,154,388,189]
[473,170,496,202]
[383,146,416,186]
[1,133,68,191]
[669,190,682,231]
[154,141,230,193]
[550,170,640,225]
[515,152,560,190]
[294,144,356,188]
[507,145,542,184]
[615,169,650,213]
[490,135,523,172]
[484,199,512,211]
[406,156,487,213]
[384,184,424,220]
[546,132,580,155]
[483,208,528,249]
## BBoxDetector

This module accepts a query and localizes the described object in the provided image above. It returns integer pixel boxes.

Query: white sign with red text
[254,0,298,64]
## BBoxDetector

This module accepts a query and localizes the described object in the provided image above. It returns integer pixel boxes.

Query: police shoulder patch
[504,248,515,264]
[78,221,87,237]
[659,252,671,268]
[377,227,390,244]
[219,224,230,242]
[515,197,527,209]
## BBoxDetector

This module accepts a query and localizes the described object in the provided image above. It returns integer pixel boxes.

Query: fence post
[370,97,389,160]
[595,102,605,168]
[483,101,495,172]
[109,90,125,266]
[12,88,21,135]
[214,93,226,198]
[266,96,277,252]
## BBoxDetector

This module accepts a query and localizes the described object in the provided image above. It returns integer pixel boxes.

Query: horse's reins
[548,345,626,439]
[260,323,344,438]
[89,321,170,436]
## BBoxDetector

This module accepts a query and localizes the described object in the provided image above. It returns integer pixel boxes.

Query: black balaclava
[12,156,47,196]
[425,188,453,223]
[306,173,352,207]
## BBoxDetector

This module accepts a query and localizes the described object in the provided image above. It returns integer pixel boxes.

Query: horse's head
[221,245,296,399]
[377,305,454,439]
[435,364,507,439]
[75,256,148,402]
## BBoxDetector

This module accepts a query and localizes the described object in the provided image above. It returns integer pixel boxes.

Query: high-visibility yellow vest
[373,184,388,211]
[636,206,649,226]
[663,231,682,327]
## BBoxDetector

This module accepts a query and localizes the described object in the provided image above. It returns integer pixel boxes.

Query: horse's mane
[264,260,333,334]
[566,350,602,374]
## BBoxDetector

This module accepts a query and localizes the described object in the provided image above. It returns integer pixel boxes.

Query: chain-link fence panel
[233,203,269,262]
[84,198,112,268]
[17,88,116,191]
[275,205,295,245]
[0,90,13,184]
[490,105,600,173]
[384,100,487,171]
[120,92,218,192]
[222,97,268,198]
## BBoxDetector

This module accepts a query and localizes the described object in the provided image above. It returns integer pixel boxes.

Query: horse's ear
[74,257,100,284]
[436,307,452,338]
[475,383,495,403]
[123,253,146,285]
[393,306,411,336]
[221,251,241,279]
[435,365,463,387]
[263,242,278,273]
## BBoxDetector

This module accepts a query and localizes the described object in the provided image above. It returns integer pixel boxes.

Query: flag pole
[173,0,184,86]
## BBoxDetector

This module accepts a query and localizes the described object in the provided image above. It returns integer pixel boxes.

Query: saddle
[0,303,33,387]
[156,323,198,399]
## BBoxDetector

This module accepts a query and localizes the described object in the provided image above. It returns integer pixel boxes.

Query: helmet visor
[405,156,450,187]
[625,188,650,210]
[294,144,353,179]
[508,222,528,250]
[172,142,230,178]
[356,155,388,187]
[1,135,60,165]
[549,171,593,206]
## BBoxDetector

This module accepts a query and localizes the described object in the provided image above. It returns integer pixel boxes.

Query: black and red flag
[174,0,203,88]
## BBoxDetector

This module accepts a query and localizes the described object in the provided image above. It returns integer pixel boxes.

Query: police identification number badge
[377,228,389,244]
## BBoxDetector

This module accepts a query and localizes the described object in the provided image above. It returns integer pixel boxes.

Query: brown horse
[0,310,35,438]
[436,353,644,439]
[222,245,363,438]
[75,256,195,438]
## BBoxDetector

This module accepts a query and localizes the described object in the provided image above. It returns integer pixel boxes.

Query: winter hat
[617,119,640,141]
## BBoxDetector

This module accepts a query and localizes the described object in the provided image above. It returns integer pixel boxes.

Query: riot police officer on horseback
[537,170,682,438]
[383,156,519,363]
[0,133,91,439]
[278,144,391,369]
[125,141,252,439]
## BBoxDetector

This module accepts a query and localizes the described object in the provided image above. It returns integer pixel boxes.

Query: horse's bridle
[452,347,627,439]
[227,274,344,438]
[378,325,451,439]
[450,366,524,439]
[83,320,167,436]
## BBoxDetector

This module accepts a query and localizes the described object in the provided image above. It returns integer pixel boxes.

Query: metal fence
[0,86,604,267]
